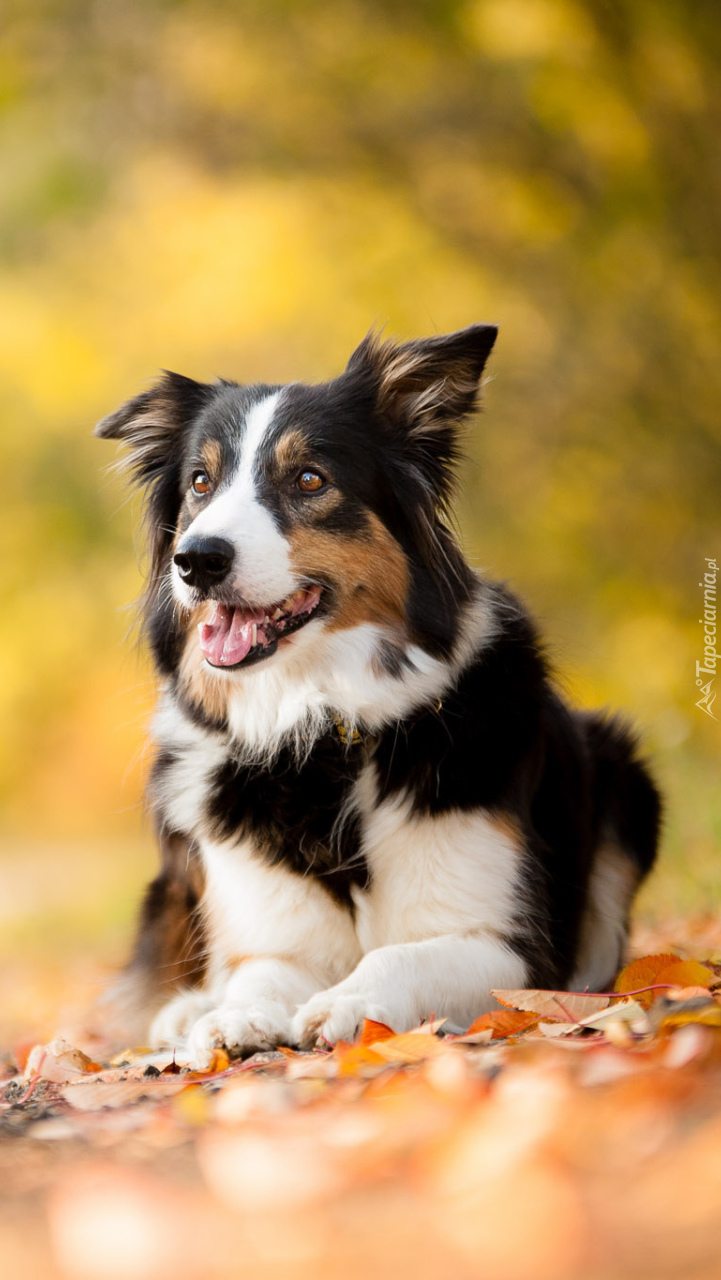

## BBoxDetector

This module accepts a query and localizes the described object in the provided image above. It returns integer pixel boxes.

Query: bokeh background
[1,0,719,1043]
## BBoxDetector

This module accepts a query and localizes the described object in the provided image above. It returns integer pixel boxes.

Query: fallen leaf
[284,1051,338,1080]
[538,998,648,1038]
[360,1018,396,1046]
[664,985,716,1001]
[491,989,609,1021]
[456,1009,540,1040]
[108,1047,154,1066]
[12,1041,36,1074]
[448,1027,495,1045]
[61,1078,189,1110]
[369,1032,448,1063]
[613,953,686,1006]
[409,1018,448,1036]
[173,1085,212,1125]
[655,997,721,1031]
[24,1039,101,1084]
[578,998,648,1032]
[335,1041,387,1077]
[654,959,716,991]
[207,1048,231,1074]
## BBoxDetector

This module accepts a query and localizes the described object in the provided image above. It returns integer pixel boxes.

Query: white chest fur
[352,765,525,953]
[200,836,362,986]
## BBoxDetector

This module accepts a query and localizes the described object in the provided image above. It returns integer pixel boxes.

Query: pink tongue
[198,604,258,666]
[197,588,322,667]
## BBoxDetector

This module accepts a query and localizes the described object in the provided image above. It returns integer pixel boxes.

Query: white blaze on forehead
[235,388,283,492]
[176,391,296,604]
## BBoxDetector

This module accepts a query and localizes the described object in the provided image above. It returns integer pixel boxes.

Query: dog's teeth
[263,615,270,625]
[272,608,283,620]
[251,623,257,646]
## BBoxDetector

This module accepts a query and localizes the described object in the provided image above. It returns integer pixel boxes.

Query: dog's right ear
[95,372,213,486]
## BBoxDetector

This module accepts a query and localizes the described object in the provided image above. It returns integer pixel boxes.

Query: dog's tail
[570,712,661,992]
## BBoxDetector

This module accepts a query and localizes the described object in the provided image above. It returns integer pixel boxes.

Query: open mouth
[198,585,323,670]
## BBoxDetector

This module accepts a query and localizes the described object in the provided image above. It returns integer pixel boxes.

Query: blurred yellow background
[1,0,719,1041]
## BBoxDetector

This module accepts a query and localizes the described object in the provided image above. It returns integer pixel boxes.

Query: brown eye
[297,470,325,493]
[191,471,211,496]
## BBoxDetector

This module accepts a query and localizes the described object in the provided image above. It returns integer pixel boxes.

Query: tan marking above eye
[200,438,222,477]
[273,429,311,475]
[297,470,325,493]
[191,471,212,495]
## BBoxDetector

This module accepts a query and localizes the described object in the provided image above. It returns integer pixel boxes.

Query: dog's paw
[150,989,214,1048]
[185,1001,291,1070]
[292,986,393,1049]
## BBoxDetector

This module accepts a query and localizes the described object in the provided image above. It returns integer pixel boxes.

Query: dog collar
[333,698,443,748]
[333,717,363,746]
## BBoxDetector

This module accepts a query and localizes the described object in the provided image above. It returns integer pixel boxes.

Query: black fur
[206,733,369,907]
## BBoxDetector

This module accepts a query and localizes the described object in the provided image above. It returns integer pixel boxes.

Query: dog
[97,324,660,1066]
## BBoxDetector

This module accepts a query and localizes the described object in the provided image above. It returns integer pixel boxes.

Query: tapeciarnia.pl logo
[696,557,718,719]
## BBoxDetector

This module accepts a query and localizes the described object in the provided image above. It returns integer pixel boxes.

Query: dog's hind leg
[103,829,208,1041]
[570,714,662,993]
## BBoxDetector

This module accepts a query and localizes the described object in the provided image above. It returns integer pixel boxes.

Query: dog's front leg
[292,934,529,1047]
[182,957,324,1068]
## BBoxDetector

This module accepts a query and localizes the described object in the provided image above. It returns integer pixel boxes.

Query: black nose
[173,536,234,593]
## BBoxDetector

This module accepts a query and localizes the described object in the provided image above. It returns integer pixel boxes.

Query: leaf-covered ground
[3,918,721,1280]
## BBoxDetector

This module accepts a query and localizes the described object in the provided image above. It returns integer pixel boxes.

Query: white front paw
[292,985,394,1049]
[150,989,214,1048]
[185,1001,292,1070]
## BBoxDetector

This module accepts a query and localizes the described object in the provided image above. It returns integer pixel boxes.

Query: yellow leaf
[655,960,716,991]
[174,1084,211,1125]
[660,1005,721,1029]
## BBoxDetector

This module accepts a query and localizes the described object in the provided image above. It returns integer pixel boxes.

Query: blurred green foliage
[1,0,719,919]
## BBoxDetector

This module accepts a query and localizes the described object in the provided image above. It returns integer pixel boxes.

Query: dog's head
[97,325,497,728]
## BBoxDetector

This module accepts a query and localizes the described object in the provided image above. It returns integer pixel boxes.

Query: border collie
[97,325,660,1066]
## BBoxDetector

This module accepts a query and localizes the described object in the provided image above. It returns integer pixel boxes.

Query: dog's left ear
[95,371,213,486]
[346,323,497,497]
[347,324,497,426]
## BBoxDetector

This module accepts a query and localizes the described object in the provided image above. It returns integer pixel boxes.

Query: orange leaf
[181,1048,242,1079]
[360,1018,396,1047]
[614,953,681,996]
[335,1040,387,1077]
[368,1033,447,1063]
[614,954,714,1007]
[463,1009,540,1039]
